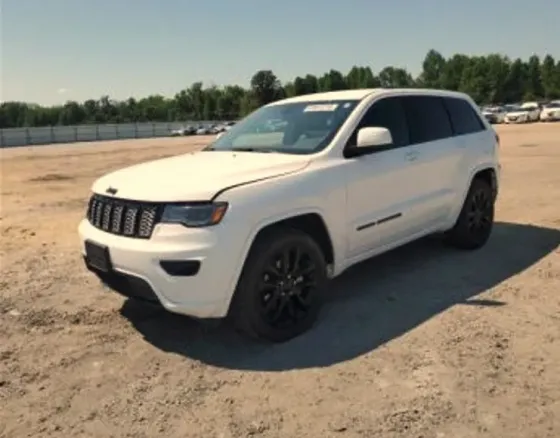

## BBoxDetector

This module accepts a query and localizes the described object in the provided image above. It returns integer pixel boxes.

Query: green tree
[502,59,526,103]
[440,54,470,91]
[250,70,282,107]
[378,67,415,88]
[419,49,446,88]
[541,55,560,99]
[484,54,510,103]
[525,55,544,100]
[318,70,346,91]
[345,66,379,89]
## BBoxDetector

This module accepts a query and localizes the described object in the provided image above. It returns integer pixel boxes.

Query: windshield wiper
[230,147,275,153]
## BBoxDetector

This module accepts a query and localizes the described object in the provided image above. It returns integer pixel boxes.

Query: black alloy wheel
[229,228,327,342]
[258,245,317,330]
[465,187,493,237]
[445,178,495,250]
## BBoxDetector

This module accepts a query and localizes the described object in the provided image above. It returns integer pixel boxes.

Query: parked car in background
[196,125,221,135]
[539,101,560,122]
[520,102,541,122]
[184,125,197,135]
[170,127,185,136]
[223,121,237,132]
[481,106,507,124]
[214,122,239,139]
[504,105,532,124]
[169,125,196,136]
[213,123,235,133]
[195,126,212,135]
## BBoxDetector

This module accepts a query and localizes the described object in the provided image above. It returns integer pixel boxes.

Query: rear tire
[228,228,328,342]
[445,178,495,250]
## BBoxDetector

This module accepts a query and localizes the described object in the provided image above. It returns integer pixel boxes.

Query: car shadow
[120,221,560,371]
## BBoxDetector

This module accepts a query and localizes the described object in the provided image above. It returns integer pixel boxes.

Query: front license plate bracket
[84,240,112,272]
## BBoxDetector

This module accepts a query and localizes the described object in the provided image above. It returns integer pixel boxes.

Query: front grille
[86,194,162,239]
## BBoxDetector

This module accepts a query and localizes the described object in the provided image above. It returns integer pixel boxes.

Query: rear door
[399,95,460,235]
[442,96,492,215]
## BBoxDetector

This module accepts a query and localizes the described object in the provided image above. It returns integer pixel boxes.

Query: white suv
[79,88,500,342]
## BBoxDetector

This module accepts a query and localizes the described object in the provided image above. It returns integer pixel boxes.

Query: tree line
[2,49,559,129]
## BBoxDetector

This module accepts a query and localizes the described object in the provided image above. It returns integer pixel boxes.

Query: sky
[1,0,558,106]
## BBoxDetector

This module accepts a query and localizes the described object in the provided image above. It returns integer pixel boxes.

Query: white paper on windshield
[303,103,339,112]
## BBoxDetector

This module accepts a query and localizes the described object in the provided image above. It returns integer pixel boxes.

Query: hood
[506,111,528,117]
[91,150,310,202]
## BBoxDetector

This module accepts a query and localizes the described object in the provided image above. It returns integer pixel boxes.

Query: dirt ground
[1,124,559,438]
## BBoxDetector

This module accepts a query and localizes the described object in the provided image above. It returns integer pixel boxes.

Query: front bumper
[84,260,161,303]
[78,219,246,318]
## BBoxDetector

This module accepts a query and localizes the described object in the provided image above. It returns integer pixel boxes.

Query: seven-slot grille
[86,194,162,239]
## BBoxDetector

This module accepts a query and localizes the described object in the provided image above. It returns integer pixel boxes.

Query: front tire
[445,178,495,250]
[228,228,328,342]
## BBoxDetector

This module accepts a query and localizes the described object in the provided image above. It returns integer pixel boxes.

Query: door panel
[399,96,460,233]
[345,148,416,259]
[399,139,461,235]
[343,96,417,259]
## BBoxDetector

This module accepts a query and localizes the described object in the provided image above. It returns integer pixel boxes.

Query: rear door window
[401,95,453,145]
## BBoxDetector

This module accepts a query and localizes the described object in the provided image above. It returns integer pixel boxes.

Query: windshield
[205,100,360,154]
[507,106,526,112]
[545,102,560,108]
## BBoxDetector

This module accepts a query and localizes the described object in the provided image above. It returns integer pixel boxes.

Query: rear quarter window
[402,95,453,145]
[443,97,486,136]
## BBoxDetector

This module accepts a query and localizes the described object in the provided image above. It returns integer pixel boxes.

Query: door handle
[405,151,419,161]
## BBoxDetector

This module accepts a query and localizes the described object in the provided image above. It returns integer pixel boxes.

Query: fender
[466,163,499,198]
[448,163,499,228]
[217,206,338,316]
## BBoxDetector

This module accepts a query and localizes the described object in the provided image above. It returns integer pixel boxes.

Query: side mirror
[356,127,393,148]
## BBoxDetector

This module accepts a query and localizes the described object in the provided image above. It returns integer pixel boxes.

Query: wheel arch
[222,209,336,315]
[446,164,499,231]
[470,166,498,201]
[252,212,335,264]
[460,165,499,204]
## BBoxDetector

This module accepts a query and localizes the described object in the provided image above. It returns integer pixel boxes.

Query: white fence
[0,121,221,148]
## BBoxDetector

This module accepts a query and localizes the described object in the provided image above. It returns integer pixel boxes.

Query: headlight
[161,202,228,227]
